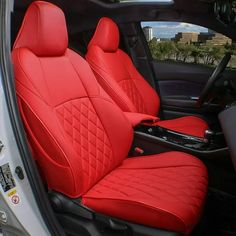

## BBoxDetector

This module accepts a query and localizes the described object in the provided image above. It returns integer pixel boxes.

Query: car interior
[9,0,236,235]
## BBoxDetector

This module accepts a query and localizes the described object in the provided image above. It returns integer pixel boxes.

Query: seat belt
[128,36,139,69]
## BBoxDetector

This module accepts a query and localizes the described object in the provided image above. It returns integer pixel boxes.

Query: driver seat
[86,17,209,138]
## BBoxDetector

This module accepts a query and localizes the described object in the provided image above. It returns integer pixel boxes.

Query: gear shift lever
[204,130,214,144]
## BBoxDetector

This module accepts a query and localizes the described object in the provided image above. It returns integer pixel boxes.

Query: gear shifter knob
[204,130,214,143]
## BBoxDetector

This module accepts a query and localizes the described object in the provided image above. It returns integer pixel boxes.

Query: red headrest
[13,1,68,57]
[88,17,120,52]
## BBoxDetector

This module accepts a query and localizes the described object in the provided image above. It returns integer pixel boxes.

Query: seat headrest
[88,17,119,53]
[13,1,68,57]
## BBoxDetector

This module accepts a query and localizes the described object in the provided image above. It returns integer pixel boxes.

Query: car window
[141,21,236,69]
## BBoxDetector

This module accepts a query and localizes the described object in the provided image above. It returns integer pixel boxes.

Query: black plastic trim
[49,191,181,236]
[134,131,229,158]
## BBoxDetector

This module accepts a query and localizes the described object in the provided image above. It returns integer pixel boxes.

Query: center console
[134,125,228,157]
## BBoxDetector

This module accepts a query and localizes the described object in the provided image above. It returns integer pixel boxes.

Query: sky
[141,22,209,39]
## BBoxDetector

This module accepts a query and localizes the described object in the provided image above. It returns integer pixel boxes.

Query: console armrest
[123,112,160,127]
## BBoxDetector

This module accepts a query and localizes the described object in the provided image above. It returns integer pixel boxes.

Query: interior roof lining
[12,0,236,40]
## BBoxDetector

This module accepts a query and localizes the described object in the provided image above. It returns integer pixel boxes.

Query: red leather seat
[86,17,209,138]
[83,152,207,235]
[12,2,208,235]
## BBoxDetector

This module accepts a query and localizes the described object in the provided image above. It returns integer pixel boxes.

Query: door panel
[152,60,214,98]
[153,60,212,97]
[152,60,236,103]
[152,60,236,121]
[151,60,217,118]
[153,60,214,84]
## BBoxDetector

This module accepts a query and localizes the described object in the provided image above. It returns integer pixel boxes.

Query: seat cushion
[82,152,208,235]
[157,116,209,138]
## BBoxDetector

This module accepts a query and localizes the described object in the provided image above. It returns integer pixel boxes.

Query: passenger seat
[86,17,209,138]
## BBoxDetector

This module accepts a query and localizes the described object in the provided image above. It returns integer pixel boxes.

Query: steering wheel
[197,53,231,107]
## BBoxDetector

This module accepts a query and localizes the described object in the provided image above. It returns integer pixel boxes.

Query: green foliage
[149,39,176,60]
[148,39,232,66]
[175,43,195,62]
[225,43,236,55]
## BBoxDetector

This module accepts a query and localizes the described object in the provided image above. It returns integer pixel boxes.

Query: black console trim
[133,127,228,158]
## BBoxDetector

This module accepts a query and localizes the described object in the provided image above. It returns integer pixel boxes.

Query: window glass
[142,22,236,68]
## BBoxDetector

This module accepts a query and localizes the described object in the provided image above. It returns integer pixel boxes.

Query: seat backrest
[12,1,133,198]
[86,17,160,117]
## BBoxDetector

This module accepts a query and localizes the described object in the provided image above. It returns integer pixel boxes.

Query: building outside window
[142,22,235,68]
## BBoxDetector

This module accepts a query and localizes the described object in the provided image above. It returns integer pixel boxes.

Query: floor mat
[192,188,236,236]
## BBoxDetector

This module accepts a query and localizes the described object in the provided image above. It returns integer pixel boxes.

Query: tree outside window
[142,22,236,68]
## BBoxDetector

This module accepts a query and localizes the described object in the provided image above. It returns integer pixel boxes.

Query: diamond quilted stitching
[56,98,114,192]
[119,79,147,113]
